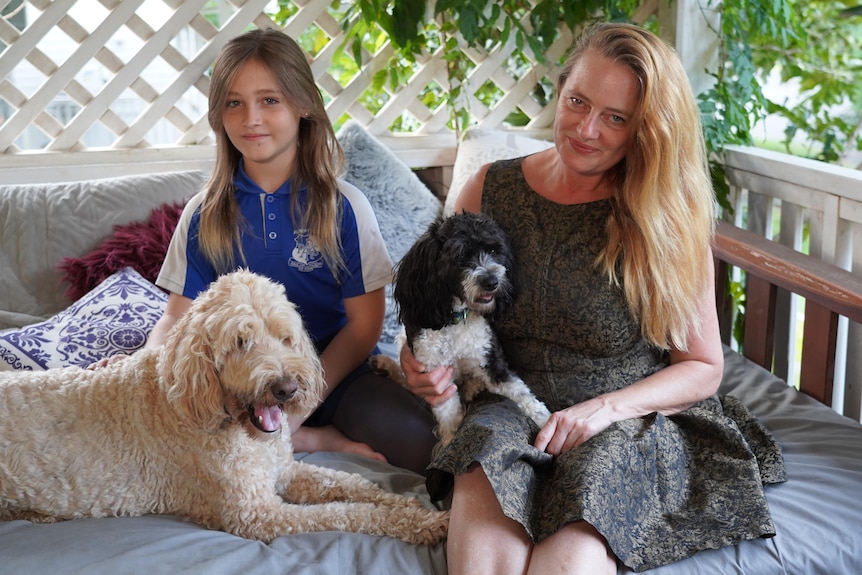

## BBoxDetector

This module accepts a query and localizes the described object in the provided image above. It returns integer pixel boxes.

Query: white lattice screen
[0,0,663,180]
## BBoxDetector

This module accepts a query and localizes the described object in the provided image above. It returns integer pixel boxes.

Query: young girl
[151,28,436,474]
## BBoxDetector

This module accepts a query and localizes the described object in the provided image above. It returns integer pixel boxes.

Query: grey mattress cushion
[622,346,862,574]
[1,347,860,574]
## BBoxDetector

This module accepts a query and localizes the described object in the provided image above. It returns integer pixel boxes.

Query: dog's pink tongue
[254,405,282,432]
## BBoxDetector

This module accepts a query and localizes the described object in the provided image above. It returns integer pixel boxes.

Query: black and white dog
[372,212,550,449]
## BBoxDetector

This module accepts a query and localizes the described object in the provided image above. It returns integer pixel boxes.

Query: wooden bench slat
[741,274,777,372]
[799,302,838,406]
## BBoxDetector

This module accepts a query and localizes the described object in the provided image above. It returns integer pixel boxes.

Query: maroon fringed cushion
[59,201,185,302]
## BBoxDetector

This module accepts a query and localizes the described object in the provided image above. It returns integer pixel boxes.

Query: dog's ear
[395,218,456,331]
[158,306,227,431]
[493,225,518,320]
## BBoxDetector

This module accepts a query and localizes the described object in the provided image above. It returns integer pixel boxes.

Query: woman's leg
[448,463,616,575]
[331,370,438,475]
[448,463,533,575]
[527,521,617,575]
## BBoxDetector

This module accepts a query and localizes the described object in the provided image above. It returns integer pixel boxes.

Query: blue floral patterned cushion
[0,267,166,371]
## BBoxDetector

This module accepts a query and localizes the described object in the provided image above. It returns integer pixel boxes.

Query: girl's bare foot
[86,353,128,370]
[292,425,387,463]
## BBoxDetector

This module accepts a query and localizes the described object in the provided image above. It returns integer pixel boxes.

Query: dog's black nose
[480,275,499,292]
[271,380,298,402]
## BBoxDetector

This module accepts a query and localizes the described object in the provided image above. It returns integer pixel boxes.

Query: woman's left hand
[534,397,614,455]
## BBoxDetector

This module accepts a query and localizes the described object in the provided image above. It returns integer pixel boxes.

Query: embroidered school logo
[289,230,323,272]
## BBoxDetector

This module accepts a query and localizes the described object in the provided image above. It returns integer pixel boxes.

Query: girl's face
[222,58,302,184]
[553,51,639,178]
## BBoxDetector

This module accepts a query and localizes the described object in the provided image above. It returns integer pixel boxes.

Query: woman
[151,28,436,474]
[401,22,786,573]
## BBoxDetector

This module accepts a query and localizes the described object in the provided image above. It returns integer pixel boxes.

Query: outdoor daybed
[1,125,861,574]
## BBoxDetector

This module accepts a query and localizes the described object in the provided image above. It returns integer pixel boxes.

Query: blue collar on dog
[452,309,468,324]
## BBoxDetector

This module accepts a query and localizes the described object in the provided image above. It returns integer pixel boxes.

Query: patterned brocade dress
[425,157,787,572]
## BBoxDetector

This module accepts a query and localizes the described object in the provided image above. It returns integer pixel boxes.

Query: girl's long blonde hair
[558,23,716,351]
[200,27,344,276]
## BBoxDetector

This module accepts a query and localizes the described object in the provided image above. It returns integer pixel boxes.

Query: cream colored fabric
[0,171,206,330]
[444,128,554,215]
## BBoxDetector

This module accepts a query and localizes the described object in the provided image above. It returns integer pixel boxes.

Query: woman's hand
[534,397,614,456]
[399,344,457,407]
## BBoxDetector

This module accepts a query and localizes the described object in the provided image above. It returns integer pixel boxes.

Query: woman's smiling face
[553,50,640,178]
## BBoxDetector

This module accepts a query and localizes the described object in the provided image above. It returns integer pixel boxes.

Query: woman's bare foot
[292,425,387,463]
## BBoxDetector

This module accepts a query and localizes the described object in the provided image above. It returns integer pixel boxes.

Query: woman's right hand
[399,345,457,407]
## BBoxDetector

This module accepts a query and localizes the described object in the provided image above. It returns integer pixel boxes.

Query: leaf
[391,0,425,47]
[351,37,363,68]
[458,6,481,44]
[532,0,560,48]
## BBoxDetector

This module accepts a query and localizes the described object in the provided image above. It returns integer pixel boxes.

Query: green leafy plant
[702,0,862,180]
[698,0,805,215]
[331,0,643,134]
[756,1,862,166]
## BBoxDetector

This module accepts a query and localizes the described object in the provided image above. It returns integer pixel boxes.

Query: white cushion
[0,268,166,371]
[445,128,555,215]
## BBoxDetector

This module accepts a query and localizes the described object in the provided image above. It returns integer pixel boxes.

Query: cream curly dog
[0,270,448,545]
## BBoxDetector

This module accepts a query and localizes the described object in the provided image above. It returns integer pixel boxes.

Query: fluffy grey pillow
[337,121,442,344]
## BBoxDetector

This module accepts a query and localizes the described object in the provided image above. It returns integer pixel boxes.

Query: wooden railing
[714,221,862,408]
[720,145,862,420]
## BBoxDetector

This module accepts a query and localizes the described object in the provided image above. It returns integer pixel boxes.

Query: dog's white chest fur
[406,314,551,450]
[412,314,494,382]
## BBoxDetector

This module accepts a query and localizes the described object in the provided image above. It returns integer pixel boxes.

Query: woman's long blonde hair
[199,27,344,276]
[558,23,715,351]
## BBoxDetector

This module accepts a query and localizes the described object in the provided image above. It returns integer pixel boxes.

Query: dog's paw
[494,379,552,429]
[371,490,426,509]
[528,401,552,428]
[4,510,63,524]
[397,507,450,545]
[368,355,406,386]
[368,354,389,374]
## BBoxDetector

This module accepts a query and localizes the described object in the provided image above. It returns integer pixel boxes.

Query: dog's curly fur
[0,270,448,545]
[371,213,550,449]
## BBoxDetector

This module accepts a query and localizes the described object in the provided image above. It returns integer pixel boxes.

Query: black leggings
[304,362,437,476]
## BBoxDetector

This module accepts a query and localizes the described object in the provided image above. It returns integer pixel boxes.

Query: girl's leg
[291,425,387,463]
[448,463,533,575]
[331,370,437,475]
